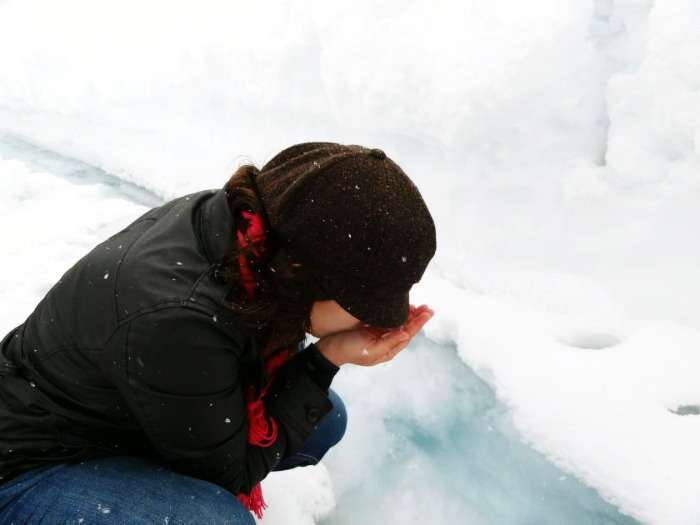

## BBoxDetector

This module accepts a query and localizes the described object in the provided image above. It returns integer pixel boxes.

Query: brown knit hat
[253,142,436,329]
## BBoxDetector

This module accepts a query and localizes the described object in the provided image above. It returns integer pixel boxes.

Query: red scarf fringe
[234,208,292,519]
[236,209,265,301]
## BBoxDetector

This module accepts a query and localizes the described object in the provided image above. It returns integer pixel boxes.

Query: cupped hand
[316,304,435,367]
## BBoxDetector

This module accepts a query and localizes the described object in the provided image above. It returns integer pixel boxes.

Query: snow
[1,1,700,524]
[411,275,700,525]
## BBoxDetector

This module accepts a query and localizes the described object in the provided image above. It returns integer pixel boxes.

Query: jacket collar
[196,187,235,264]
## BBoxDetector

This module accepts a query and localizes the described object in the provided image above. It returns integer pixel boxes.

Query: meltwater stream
[0,134,641,524]
[321,334,640,525]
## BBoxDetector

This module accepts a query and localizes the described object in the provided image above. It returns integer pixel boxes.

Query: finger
[365,306,432,342]
[401,306,420,327]
[371,309,431,343]
[391,335,412,355]
[414,306,433,319]
[401,311,433,339]
[368,308,433,361]
[364,326,382,338]
[403,305,430,325]
[373,328,409,354]
[365,325,393,339]
[376,338,410,364]
[383,330,413,357]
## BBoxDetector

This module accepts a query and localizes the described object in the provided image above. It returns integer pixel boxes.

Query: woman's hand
[316,304,435,367]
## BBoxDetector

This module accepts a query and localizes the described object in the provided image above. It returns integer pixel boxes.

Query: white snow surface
[1,1,700,524]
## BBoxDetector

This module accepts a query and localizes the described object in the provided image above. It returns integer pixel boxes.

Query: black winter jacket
[0,187,339,494]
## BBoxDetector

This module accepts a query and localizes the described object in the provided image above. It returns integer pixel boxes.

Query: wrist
[302,343,339,390]
[315,338,343,367]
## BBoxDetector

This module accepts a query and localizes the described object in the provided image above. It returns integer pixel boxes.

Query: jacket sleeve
[101,305,335,495]
[294,342,340,392]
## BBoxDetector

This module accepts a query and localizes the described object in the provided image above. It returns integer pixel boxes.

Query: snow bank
[607,0,700,191]
[0,156,149,326]
[412,273,700,525]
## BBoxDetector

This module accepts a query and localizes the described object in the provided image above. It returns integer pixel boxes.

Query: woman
[0,142,436,524]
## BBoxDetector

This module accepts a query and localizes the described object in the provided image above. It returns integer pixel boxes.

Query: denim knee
[162,473,256,525]
[326,388,348,447]
[0,455,256,525]
[167,481,257,525]
[271,387,348,471]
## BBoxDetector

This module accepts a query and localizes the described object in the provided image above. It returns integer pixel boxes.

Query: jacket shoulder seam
[112,217,158,325]
[104,301,219,348]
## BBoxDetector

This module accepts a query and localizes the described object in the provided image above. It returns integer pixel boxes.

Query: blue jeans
[0,389,347,524]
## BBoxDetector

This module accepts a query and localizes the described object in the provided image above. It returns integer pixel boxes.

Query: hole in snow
[557,330,621,350]
[668,405,700,416]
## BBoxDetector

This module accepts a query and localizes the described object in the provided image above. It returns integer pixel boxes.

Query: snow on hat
[253,142,437,328]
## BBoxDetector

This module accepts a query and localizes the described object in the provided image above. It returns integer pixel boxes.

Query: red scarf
[234,209,292,519]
